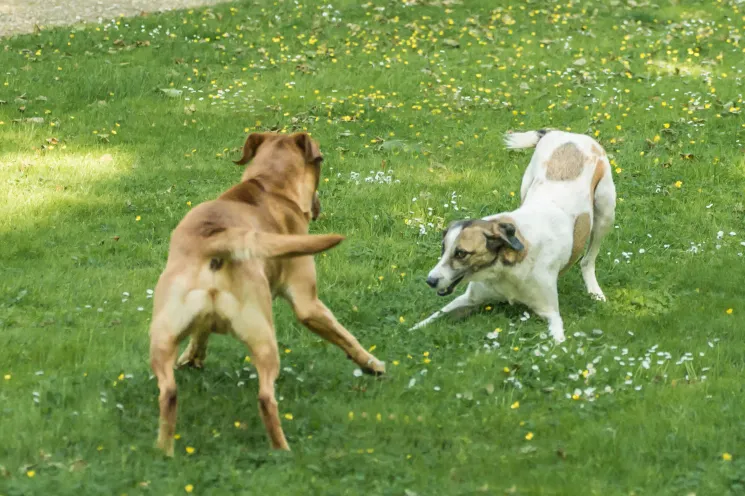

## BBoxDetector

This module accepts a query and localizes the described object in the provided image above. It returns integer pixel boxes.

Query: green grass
[1,0,745,494]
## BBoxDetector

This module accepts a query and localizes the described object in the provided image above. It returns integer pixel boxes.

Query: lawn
[1,0,744,494]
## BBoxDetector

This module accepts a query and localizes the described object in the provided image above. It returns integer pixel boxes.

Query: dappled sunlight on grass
[0,149,134,231]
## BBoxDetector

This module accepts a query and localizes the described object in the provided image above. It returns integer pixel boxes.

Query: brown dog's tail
[201,228,344,261]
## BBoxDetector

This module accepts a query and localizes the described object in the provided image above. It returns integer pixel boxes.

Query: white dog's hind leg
[581,173,616,301]
[410,282,493,331]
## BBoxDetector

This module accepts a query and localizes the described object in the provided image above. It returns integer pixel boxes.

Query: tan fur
[452,223,496,270]
[545,142,586,181]
[590,158,606,204]
[561,212,591,273]
[451,217,529,272]
[149,132,385,457]
[493,216,529,265]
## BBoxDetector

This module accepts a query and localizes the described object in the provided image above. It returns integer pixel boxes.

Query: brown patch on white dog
[562,212,591,273]
[590,158,606,203]
[449,219,527,271]
[491,216,529,265]
[545,142,586,181]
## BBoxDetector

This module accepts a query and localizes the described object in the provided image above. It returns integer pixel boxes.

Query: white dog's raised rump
[412,129,617,343]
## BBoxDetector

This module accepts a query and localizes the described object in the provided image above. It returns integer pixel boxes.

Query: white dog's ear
[484,222,524,252]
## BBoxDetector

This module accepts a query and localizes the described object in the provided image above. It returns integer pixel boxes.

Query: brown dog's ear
[484,222,524,253]
[234,132,269,165]
[293,132,323,164]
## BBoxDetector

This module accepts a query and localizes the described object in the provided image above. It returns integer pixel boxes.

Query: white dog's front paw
[409,321,427,331]
[588,290,606,302]
[409,312,441,331]
[548,321,565,343]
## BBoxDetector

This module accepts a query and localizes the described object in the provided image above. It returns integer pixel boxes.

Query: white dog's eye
[453,248,468,260]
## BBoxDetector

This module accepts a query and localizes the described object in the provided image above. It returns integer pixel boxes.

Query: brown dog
[149,132,386,456]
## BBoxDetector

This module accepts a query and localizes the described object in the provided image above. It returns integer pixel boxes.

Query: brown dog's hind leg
[150,322,179,456]
[251,341,289,450]
[230,293,290,451]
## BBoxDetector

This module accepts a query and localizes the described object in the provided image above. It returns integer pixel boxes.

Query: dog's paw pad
[589,292,606,302]
[363,358,386,376]
[176,355,204,369]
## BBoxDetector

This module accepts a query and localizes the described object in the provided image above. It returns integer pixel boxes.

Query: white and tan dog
[411,130,616,342]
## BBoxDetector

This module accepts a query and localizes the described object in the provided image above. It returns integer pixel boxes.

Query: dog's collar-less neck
[243,178,311,222]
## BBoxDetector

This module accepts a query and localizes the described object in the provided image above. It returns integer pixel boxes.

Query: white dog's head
[425,219,526,296]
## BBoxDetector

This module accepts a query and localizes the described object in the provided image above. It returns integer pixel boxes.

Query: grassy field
[1,0,744,494]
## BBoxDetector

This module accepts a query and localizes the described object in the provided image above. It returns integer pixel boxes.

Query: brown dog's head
[235,132,324,221]
[424,218,527,296]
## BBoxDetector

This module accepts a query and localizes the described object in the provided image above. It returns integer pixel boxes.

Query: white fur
[503,130,544,150]
[412,130,617,343]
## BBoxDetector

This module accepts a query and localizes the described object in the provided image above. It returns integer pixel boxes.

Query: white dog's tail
[503,129,551,149]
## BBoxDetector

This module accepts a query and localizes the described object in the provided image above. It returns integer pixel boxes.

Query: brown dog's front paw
[362,356,386,376]
[176,350,205,369]
[155,437,175,457]
[176,358,204,369]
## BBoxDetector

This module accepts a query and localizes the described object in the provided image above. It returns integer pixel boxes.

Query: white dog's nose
[426,275,440,288]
